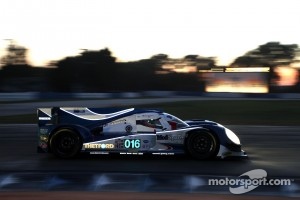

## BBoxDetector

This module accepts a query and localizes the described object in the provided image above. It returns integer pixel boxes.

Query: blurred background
[0,0,299,97]
[0,1,300,199]
[0,40,299,95]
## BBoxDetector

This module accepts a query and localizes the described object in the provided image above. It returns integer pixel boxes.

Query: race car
[37,107,247,159]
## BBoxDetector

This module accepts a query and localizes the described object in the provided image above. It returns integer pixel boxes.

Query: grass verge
[0,100,299,125]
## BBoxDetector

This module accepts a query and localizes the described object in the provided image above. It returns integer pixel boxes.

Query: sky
[0,0,300,66]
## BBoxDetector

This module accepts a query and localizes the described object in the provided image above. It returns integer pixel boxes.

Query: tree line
[0,41,299,92]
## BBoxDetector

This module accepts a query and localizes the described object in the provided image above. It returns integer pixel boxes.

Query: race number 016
[124,139,140,149]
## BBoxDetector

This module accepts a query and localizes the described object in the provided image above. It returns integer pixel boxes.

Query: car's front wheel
[49,129,82,159]
[186,130,218,160]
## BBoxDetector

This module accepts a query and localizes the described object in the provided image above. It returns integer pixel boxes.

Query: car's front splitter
[217,145,247,159]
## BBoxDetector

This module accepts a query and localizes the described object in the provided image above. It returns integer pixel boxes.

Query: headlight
[225,128,240,145]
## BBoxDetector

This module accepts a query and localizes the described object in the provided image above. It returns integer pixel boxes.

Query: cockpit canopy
[135,112,189,132]
[161,113,190,130]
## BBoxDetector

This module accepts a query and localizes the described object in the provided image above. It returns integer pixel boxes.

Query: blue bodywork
[37,107,246,158]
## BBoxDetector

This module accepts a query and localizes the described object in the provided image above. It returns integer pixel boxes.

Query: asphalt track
[0,124,299,179]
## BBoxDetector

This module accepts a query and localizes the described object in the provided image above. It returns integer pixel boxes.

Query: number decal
[124,139,140,149]
[134,139,141,148]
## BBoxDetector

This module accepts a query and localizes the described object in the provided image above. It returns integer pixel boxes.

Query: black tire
[50,129,82,159]
[186,130,218,160]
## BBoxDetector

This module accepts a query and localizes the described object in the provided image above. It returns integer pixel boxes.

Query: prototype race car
[37,107,247,159]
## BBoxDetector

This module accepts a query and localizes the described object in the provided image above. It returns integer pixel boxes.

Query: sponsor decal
[115,139,125,148]
[169,135,184,141]
[39,142,47,149]
[83,143,114,149]
[120,152,143,155]
[106,119,126,126]
[39,135,48,142]
[39,117,51,120]
[156,134,184,141]
[125,125,133,133]
[90,152,109,155]
[157,135,168,140]
[152,152,175,155]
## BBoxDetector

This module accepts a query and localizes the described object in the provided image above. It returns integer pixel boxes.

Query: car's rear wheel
[50,129,82,159]
[186,130,218,160]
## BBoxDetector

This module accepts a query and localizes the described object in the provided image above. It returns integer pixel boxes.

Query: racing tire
[186,130,218,160]
[50,129,82,159]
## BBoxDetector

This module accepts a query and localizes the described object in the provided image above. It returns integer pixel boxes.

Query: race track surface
[0,124,299,178]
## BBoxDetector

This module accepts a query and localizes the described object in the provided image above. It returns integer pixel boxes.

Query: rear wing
[37,107,136,127]
[37,107,60,127]
[37,107,90,126]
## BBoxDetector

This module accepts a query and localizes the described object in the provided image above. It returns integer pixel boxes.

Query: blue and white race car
[37,107,247,159]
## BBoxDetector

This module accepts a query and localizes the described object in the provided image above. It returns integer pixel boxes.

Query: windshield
[163,113,190,129]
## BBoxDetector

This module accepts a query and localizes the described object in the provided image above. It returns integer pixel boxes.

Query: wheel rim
[192,134,214,154]
[53,132,79,156]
